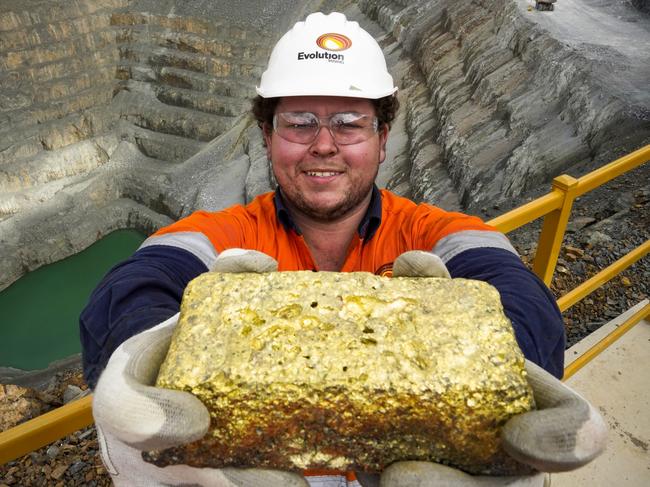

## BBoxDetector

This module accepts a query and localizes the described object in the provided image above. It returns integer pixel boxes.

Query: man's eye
[288,122,316,129]
[333,120,363,130]
[333,114,365,127]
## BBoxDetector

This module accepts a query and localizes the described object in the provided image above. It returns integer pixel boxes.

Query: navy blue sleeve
[80,245,208,388]
[446,247,565,378]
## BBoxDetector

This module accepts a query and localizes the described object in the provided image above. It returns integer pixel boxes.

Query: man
[83,12,605,487]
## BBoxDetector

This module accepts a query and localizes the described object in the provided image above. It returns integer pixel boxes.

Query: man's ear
[378,123,389,164]
[262,122,273,159]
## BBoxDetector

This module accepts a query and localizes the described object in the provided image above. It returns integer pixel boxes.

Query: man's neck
[286,193,372,271]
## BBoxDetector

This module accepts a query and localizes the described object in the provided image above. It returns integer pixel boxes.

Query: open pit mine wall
[358,0,650,210]
[0,0,307,217]
[1,0,649,291]
[0,0,125,208]
[0,0,324,291]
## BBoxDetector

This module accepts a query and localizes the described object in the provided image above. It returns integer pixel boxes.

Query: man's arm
[80,242,210,388]
[441,243,565,378]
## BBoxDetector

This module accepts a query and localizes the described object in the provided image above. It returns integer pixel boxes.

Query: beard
[279,173,377,223]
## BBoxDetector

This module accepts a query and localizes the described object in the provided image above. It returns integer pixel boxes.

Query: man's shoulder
[228,191,276,217]
[154,192,276,236]
[379,189,447,217]
[380,189,416,210]
[378,189,497,241]
[189,191,276,220]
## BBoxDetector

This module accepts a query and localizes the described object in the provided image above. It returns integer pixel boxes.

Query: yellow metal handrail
[563,302,650,380]
[1,144,649,466]
[488,191,563,234]
[490,145,650,285]
[0,396,93,465]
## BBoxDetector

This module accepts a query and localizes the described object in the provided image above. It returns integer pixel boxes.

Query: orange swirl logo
[316,33,352,52]
[375,263,394,277]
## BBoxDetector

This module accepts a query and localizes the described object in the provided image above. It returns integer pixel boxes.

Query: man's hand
[209,248,279,273]
[380,361,607,486]
[92,250,307,486]
[501,360,607,472]
[393,250,451,278]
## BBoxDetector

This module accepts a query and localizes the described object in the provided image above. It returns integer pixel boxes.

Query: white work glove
[93,250,307,487]
[208,247,279,273]
[380,360,607,486]
[393,250,451,278]
[387,251,607,485]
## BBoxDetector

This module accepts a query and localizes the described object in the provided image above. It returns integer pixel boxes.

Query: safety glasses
[273,111,379,145]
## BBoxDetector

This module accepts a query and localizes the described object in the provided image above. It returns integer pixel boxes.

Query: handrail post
[532,174,579,285]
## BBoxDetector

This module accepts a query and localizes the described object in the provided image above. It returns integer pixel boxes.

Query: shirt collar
[273,185,382,242]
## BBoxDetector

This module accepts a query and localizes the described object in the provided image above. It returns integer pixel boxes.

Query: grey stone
[63,386,85,404]
[566,216,597,233]
[45,445,60,459]
[77,428,95,441]
[67,460,87,475]
[587,230,614,247]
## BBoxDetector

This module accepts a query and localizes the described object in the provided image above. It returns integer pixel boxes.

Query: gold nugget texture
[147,271,534,474]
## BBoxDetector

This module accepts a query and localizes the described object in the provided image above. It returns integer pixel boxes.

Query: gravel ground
[0,424,111,486]
[0,370,111,486]
[1,163,648,486]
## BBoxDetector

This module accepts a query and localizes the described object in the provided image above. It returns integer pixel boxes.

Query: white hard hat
[256,12,397,99]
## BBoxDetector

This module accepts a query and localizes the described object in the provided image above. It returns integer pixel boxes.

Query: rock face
[1,0,649,291]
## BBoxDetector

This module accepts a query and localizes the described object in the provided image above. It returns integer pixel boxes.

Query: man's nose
[309,125,338,156]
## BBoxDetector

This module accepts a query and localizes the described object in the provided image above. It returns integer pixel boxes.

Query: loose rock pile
[0,369,110,486]
[1,425,110,486]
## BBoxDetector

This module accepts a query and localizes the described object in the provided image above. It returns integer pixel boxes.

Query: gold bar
[557,240,650,312]
[149,271,534,475]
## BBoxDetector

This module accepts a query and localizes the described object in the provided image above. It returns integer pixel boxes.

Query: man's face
[264,96,389,222]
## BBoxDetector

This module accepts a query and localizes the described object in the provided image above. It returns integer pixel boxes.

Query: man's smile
[302,169,345,183]
[305,171,341,177]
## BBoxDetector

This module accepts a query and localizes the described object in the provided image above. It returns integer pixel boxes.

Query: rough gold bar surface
[147,271,534,474]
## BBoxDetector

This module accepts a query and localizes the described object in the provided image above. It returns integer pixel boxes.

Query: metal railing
[1,144,649,466]
[489,145,650,287]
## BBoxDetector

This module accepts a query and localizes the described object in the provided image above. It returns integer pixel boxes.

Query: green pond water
[0,229,146,370]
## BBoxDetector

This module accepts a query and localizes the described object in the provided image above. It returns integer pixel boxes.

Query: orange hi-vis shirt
[151,188,506,275]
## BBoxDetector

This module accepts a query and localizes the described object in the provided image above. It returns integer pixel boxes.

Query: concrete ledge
[555,300,649,486]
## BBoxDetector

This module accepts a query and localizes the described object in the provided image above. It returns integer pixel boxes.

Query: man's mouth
[305,171,341,177]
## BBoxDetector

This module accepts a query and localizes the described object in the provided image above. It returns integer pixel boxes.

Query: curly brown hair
[252,94,400,133]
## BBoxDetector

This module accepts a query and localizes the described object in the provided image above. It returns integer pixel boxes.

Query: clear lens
[273,112,378,145]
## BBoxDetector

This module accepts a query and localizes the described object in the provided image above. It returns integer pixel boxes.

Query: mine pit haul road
[0,145,648,484]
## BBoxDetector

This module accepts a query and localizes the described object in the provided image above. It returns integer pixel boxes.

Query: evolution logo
[316,33,352,51]
[297,33,352,64]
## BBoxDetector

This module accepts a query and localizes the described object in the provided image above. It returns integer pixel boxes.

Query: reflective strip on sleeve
[432,230,518,263]
[139,231,218,269]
